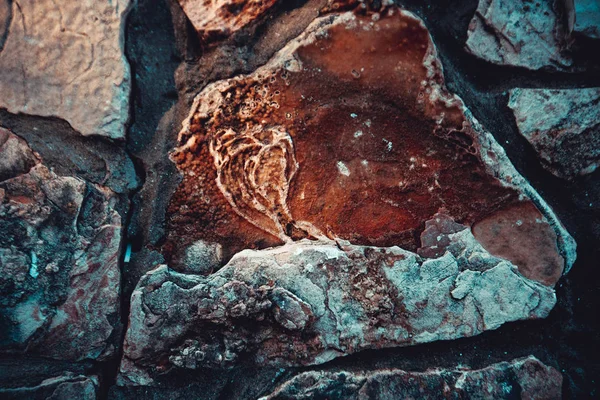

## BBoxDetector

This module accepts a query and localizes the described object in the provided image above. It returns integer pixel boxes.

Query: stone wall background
[0,0,599,398]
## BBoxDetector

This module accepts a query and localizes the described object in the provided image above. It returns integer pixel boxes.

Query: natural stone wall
[1,0,599,398]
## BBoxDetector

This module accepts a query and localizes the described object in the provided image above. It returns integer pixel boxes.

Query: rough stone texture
[182,240,223,274]
[166,7,576,284]
[119,218,556,384]
[261,356,562,399]
[176,0,280,41]
[465,0,573,70]
[0,111,139,194]
[508,87,600,179]
[574,0,600,39]
[1,0,597,397]
[0,0,9,52]
[0,0,132,139]
[0,128,122,361]
[0,373,98,400]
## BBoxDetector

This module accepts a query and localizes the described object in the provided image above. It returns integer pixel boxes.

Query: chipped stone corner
[466,109,577,274]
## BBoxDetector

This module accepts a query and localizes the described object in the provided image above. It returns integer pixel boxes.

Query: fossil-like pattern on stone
[0,127,122,361]
[0,0,132,139]
[465,0,572,70]
[167,7,575,283]
[176,0,279,40]
[260,356,562,399]
[119,216,556,384]
[509,87,600,179]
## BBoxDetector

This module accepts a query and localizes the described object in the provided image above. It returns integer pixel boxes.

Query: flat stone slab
[465,0,572,70]
[166,7,575,285]
[0,0,131,139]
[0,373,98,400]
[509,87,600,179]
[260,356,562,399]
[119,223,555,384]
[0,127,122,361]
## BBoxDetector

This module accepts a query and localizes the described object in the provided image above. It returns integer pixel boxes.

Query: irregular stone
[0,127,38,182]
[0,373,98,400]
[119,227,555,382]
[508,87,600,179]
[181,240,223,274]
[167,7,575,284]
[0,128,122,361]
[0,0,132,139]
[176,0,279,41]
[0,111,140,194]
[260,356,562,400]
[574,0,600,39]
[465,0,572,70]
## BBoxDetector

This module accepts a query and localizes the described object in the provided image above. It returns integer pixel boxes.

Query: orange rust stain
[164,10,549,266]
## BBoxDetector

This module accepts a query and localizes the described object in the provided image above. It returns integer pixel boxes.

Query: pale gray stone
[119,230,556,384]
[465,0,572,70]
[0,0,132,138]
[509,87,600,178]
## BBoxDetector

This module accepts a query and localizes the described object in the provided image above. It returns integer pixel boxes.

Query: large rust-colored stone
[166,7,575,283]
[261,356,562,400]
[0,128,122,361]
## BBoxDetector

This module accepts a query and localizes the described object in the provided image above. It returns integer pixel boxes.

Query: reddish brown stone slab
[176,0,280,41]
[166,7,575,283]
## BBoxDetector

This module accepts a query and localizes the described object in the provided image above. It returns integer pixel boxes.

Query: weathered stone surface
[176,0,279,40]
[0,373,98,400]
[0,128,122,361]
[0,0,9,52]
[260,356,562,400]
[465,0,572,70]
[182,240,223,274]
[0,127,38,182]
[166,7,575,284]
[0,0,132,139]
[574,0,600,39]
[472,203,565,286]
[508,87,600,179]
[0,111,139,194]
[119,220,556,384]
